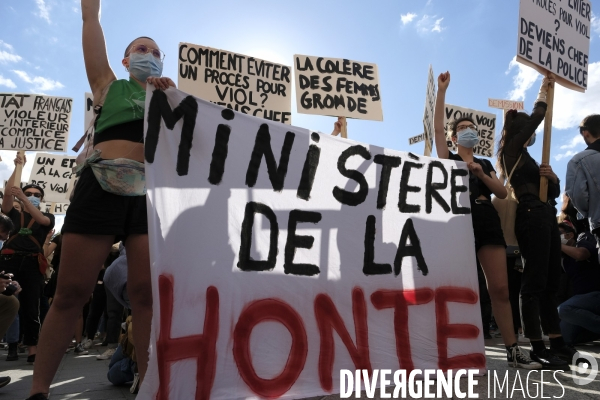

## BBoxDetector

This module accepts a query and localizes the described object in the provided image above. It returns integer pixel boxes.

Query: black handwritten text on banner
[28,153,76,203]
[445,105,496,158]
[178,43,292,124]
[139,86,484,400]
[423,65,436,149]
[0,93,72,151]
[294,54,383,121]
[517,0,591,92]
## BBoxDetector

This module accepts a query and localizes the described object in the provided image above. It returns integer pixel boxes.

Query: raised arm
[1,154,23,214]
[434,72,450,159]
[82,0,116,95]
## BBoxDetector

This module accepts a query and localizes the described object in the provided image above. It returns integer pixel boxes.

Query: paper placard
[294,54,383,121]
[139,86,484,400]
[178,42,292,124]
[28,153,76,203]
[445,105,496,158]
[517,0,592,92]
[409,133,425,145]
[423,65,436,148]
[41,202,69,215]
[0,93,72,151]
[488,98,525,110]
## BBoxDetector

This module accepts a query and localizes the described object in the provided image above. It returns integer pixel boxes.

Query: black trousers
[105,287,124,345]
[0,254,44,346]
[515,198,562,340]
[85,281,107,339]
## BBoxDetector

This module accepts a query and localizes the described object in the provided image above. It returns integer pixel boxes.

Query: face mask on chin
[128,52,163,82]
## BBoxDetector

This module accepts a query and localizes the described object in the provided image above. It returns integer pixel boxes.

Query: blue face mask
[128,52,163,82]
[457,128,479,148]
[528,133,536,147]
[28,196,41,208]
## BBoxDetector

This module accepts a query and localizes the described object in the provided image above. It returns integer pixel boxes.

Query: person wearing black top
[434,71,540,369]
[0,154,55,364]
[497,74,575,369]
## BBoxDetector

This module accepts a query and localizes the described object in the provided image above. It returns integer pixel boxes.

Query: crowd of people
[0,0,598,399]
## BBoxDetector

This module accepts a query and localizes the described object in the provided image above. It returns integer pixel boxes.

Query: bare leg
[29,233,114,397]
[125,234,152,383]
[478,245,517,347]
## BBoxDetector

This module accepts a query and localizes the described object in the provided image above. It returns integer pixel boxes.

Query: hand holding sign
[146,76,176,90]
[467,161,485,179]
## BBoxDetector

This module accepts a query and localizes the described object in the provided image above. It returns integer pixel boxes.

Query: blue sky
[1,0,600,229]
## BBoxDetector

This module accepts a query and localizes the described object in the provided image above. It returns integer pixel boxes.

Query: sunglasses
[579,126,588,134]
[129,44,165,61]
[24,191,42,198]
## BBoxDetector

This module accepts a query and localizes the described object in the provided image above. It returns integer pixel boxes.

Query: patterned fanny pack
[74,150,146,196]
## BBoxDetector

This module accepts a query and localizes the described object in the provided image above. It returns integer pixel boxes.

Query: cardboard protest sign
[488,98,524,111]
[517,0,592,92]
[294,54,383,121]
[445,105,496,158]
[28,153,76,203]
[423,65,436,150]
[40,202,69,214]
[0,93,72,151]
[178,43,292,124]
[140,87,485,399]
[408,133,425,145]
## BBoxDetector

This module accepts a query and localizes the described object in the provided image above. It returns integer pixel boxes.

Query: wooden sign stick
[340,116,348,139]
[13,151,25,186]
[539,81,555,202]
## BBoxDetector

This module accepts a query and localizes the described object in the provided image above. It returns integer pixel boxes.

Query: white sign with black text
[28,153,76,203]
[445,105,496,158]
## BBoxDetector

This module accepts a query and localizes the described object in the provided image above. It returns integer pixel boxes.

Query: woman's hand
[46,229,55,242]
[467,161,485,179]
[147,76,175,90]
[540,163,558,184]
[437,71,450,92]
[10,187,27,202]
[13,154,26,167]
[331,117,343,136]
[11,280,22,296]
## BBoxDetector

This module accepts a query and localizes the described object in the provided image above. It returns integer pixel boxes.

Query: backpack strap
[503,154,522,186]
[3,211,43,252]
[72,81,113,152]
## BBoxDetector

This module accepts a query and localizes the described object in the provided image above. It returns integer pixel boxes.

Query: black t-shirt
[448,152,495,202]
[51,234,62,270]
[5,208,55,253]
[562,232,600,295]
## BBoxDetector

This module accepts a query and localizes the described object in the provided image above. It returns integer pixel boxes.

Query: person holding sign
[434,72,540,369]
[497,75,575,369]
[27,1,175,399]
[0,154,55,365]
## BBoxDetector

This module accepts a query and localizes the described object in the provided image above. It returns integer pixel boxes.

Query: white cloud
[554,150,577,161]
[0,51,22,64]
[12,70,64,92]
[559,134,585,150]
[506,56,540,101]
[35,0,51,23]
[401,13,417,25]
[0,40,14,51]
[553,62,600,130]
[0,75,16,89]
[415,14,445,34]
[592,13,600,37]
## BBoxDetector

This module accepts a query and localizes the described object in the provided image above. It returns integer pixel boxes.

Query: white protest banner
[444,105,496,158]
[517,0,591,92]
[178,43,292,124]
[84,92,93,129]
[423,65,436,151]
[0,93,72,151]
[408,133,425,145]
[488,98,524,111]
[40,202,69,215]
[294,54,383,121]
[140,86,485,399]
[28,153,76,203]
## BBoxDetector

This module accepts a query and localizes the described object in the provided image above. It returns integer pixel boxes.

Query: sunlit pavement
[1,340,598,399]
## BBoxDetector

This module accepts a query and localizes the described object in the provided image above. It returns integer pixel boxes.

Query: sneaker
[530,348,570,370]
[507,345,542,369]
[25,394,48,400]
[96,348,116,360]
[130,373,140,394]
[5,343,18,361]
[517,332,529,344]
[552,345,579,364]
[0,376,10,388]
[74,343,89,355]
[27,354,36,364]
[81,338,93,350]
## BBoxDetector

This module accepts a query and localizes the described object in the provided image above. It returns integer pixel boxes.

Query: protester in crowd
[434,71,539,369]
[559,193,590,237]
[0,271,21,389]
[566,114,600,251]
[1,156,55,366]
[27,0,175,397]
[12,201,22,213]
[557,222,600,345]
[103,244,130,309]
[496,74,575,368]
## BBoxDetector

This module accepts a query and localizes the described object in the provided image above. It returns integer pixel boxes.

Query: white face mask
[560,234,569,245]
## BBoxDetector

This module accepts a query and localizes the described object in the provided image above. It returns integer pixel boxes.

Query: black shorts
[471,199,506,252]
[62,167,148,238]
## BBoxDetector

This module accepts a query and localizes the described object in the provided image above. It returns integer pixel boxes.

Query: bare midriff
[94,140,144,163]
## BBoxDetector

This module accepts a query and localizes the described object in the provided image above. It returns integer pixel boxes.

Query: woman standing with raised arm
[27,1,175,399]
[497,75,576,370]
[434,71,540,369]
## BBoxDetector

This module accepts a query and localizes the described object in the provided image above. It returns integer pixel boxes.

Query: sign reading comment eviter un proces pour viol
[140,86,485,399]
